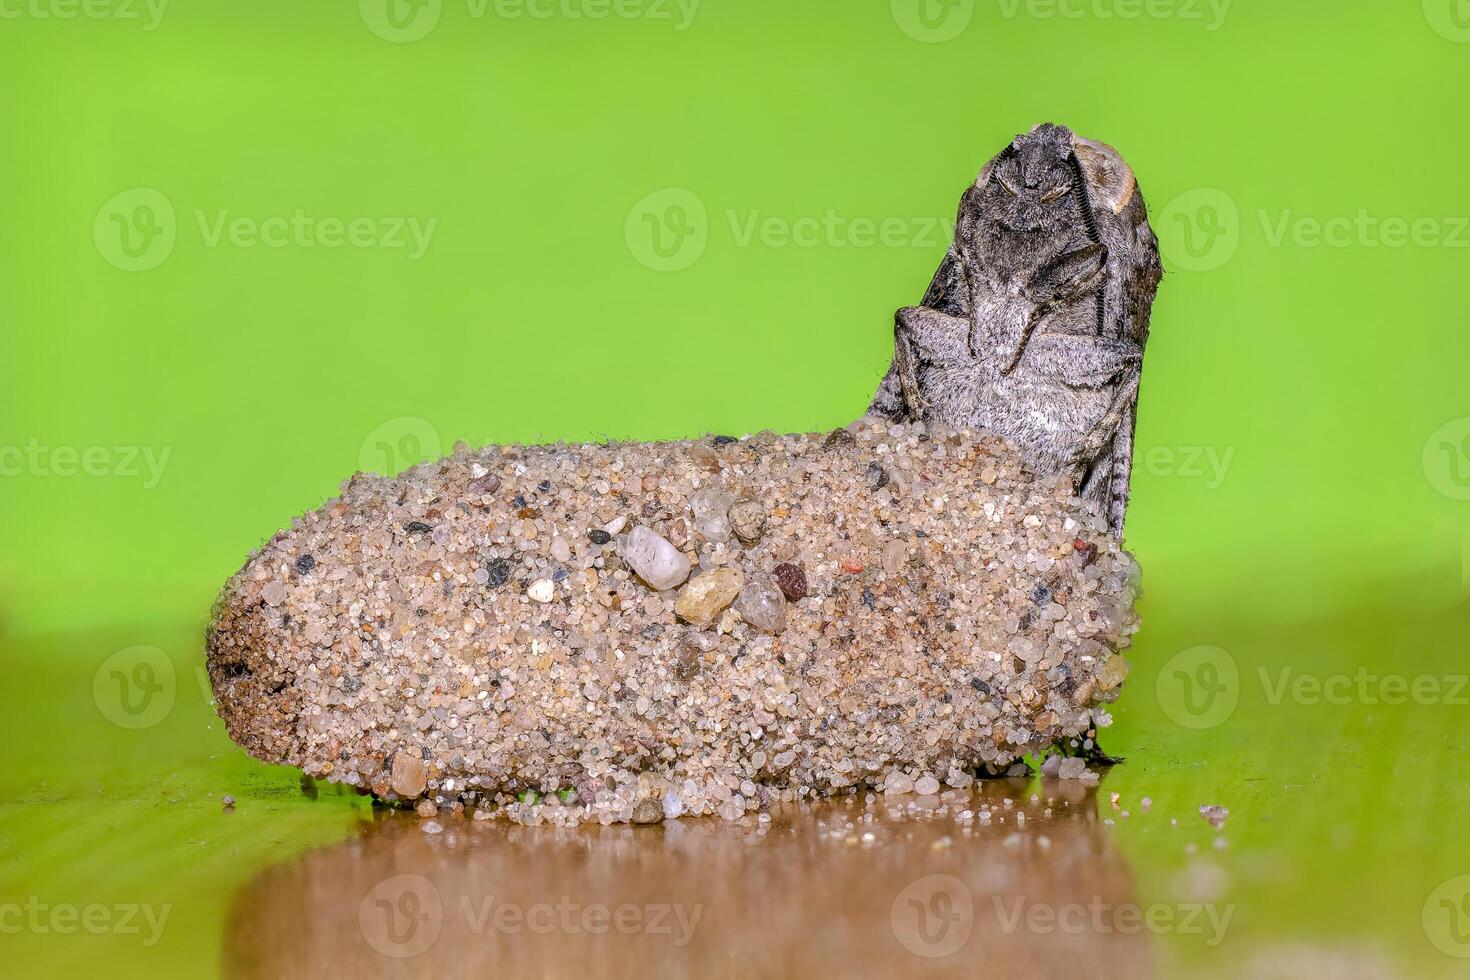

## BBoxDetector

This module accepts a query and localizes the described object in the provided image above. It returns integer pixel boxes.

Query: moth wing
[1073,135,1164,535]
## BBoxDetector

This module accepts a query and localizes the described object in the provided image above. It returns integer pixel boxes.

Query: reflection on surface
[222,779,1148,979]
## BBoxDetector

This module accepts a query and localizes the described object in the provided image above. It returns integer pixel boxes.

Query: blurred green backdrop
[3,3,1470,977]
[2,0,1466,634]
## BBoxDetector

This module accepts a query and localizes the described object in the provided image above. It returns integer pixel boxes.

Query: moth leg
[893,305,973,420]
[897,306,973,365]
[1028,242,1108,306]
[1075,373,1141,461]
[868,363,908,420]
[1022,333,1143,389]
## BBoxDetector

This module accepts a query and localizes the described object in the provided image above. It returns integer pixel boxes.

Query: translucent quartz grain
[205,420,1138,825]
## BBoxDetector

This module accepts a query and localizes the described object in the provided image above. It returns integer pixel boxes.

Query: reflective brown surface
[221,781,1149,979]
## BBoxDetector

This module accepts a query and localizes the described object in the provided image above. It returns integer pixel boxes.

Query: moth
[871,123,1163,537]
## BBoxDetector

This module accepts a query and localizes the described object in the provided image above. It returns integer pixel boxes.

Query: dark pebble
[641,624,665,640]
[484,558,511,588]
[1031,583,1053,605]
[773,562,808,601]
[404,521,433,535]
[970,677,992,694]
[822,428,857,449]
[862,588,875,610]
[467,473,501,495]
[294,554,316,575]
[866,461,889,490]
[513,494,527,508]
[537,480,551,492]
[587,528,612,545]
[552,568,569,583]
[713,435,738,446]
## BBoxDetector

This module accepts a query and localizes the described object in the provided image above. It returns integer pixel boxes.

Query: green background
[3,1,1469,976]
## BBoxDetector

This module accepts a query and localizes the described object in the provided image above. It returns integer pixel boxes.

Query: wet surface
[222,784,1144,979]
[3,599,1470,978]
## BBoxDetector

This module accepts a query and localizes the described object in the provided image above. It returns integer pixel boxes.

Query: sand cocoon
[205,419,1139,824]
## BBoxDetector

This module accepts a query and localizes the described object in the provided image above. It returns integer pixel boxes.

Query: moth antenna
[1069,153,1107,336]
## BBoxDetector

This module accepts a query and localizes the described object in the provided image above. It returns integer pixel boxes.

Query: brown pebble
[391,751,427,798]
[468,473,500,495]
[772,562,808,601]
[822,427,856,449]
[632,798,665,824]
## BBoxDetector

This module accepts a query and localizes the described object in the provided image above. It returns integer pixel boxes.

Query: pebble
[662,791,686,819]
[689,487,735,543]
[390,751,427,798]
[822,427,856,448]
[914,775,941,796]
[883,772,915,795]
[622,526,691,591]
[484,558,511,588]
[467,473,500,495]
[1057,757,1089,781]
[734,572,787,634]
[728,498,766,544]
[1097,654,1130,691]
[882,539,908,575]
[772,562,808,601]
[527,579,556,603]
[632,798,665,824]
[675,568,744,626]
[587,528,611,545]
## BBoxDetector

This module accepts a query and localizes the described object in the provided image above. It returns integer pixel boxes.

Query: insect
[870,123,1163,537]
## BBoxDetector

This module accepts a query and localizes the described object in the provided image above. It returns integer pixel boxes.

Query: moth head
[975,123,1138,215]
[980,123,1078,206]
